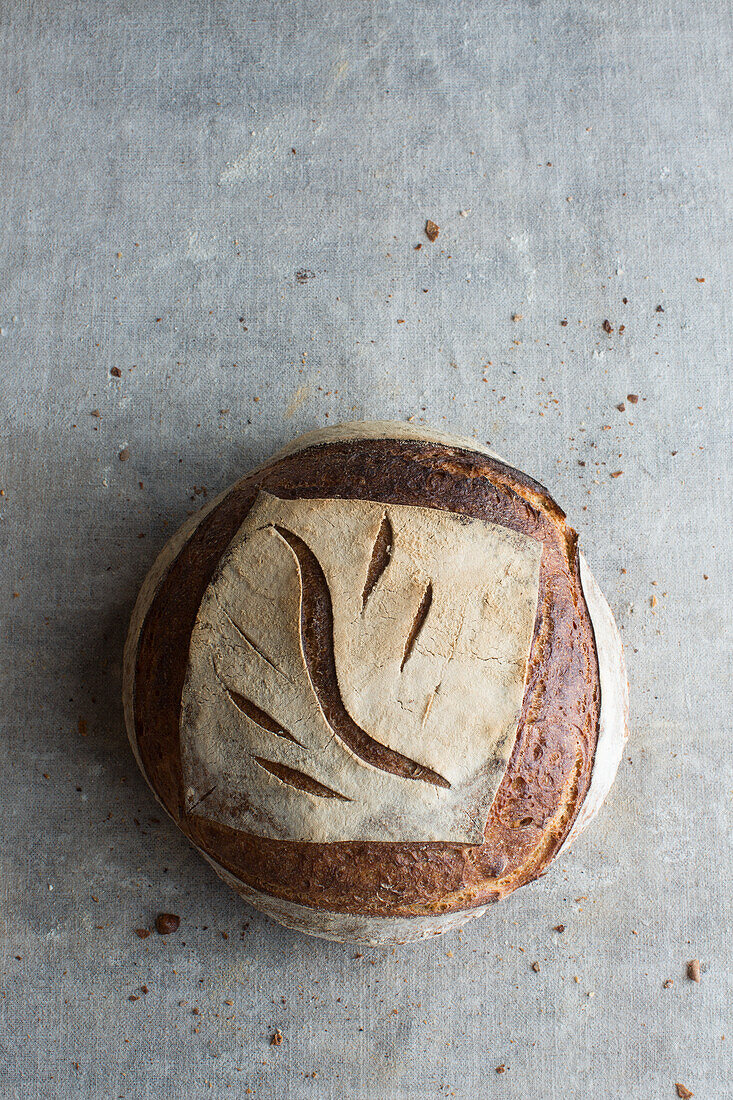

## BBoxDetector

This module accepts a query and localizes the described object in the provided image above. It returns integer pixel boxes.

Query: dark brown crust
[132,439,600,917]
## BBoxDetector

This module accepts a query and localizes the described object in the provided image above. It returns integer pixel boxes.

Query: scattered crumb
[531,961,540,972]
[602,320,613,334]
[687,959,701,983]
[675,1085,694,1099]
[627,393,639,404]
[270,1030,283,1047]
[554,925,565,933]
[616,403,626,412]
[610,471,623,478]
[512,313,523,322]
[155,913,180,935]
[425,220,440,242]
[656,305,664,312]
[560,319,568,326]
[663,979,673,989]
[495,1064,506,1074]
[119,447,130,462]
[695,277,705,283]
[110,367,121,377]
[134,928,151,939]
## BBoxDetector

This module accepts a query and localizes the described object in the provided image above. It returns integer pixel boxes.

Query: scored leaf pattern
[180,492,542,843]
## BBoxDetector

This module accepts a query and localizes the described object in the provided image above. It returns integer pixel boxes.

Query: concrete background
[1,1,731,1097]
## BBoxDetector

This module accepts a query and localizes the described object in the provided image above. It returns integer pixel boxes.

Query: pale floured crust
[180,491,541,844]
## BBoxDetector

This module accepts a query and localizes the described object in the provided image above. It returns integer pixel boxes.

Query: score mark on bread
[180,491,542,843]
[275,524,449,789]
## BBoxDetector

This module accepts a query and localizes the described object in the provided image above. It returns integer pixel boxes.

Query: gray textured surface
[1,1,731,1097]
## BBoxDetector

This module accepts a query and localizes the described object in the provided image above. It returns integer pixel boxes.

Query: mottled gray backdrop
[1,1,731,1097]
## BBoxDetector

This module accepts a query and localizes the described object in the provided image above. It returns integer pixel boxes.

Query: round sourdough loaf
[123,422,628,944]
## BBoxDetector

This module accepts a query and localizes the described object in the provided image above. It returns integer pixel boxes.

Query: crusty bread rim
[561,553,629,851]
[122,420,628,940]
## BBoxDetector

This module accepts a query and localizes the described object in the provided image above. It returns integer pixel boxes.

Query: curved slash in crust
[401,582,432,671]
[273,525,451,790]
[254,757,351,800]
[361,512,393,609]
[224,687,303,746]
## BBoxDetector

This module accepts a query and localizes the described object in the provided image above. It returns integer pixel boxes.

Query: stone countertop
[0,2,730,1097]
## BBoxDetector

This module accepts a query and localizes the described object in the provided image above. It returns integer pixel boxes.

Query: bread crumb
[687,959,701,983]
[425,220,440,242]
[155,913,180,935]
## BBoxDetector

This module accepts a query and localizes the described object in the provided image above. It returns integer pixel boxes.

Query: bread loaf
[123,422,628,944]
